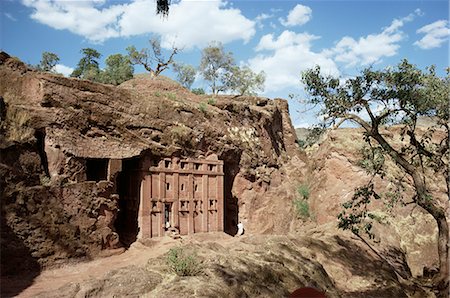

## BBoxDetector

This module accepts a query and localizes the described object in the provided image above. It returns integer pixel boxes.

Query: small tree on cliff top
[71,48,101,81]
[199,41,234,94]
[302,60,449,290]
[36,52,60,72]
[127,37,179,77]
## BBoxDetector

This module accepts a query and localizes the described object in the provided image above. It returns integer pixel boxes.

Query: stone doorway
[115,157,141,247]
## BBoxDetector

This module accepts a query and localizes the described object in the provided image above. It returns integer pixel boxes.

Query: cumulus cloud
[22,0,124,42]
[279,4,312,27]
[21,0,255,48]
[330,11,420,67]
[248,30,339,92]
[54,64,74,77]
[414,20,450,49]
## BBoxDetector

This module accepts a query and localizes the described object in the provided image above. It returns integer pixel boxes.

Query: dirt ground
[2,234,222,297]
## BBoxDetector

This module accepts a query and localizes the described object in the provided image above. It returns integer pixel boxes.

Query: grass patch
[166,92,177,101]
[297,184,310,200]
[293,198,310,219]
[293,183,311,219]
[207,97,216,105]
[198,102,207,113]
[5,107,34,143]
[166,247,201,276]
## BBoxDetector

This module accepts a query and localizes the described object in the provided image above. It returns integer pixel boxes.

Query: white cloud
[21,0,255,48]
[414,20,450,49]
[119,0,255,49]
[279,4,312,27]
[248,30,339,92]
[4,12,17,21]
[53,64,74,77]
[255,13,273,29]
[22,0,124,42]
[330,12,420,67]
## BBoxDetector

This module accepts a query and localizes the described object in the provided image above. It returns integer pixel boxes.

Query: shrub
[297,184,310,200]
[166,92,177,101]
[192,88,205,95]
[293,198,310,219]
[198,102,207,113]
[207,97,216,105]
[5,107,34,143]
[166,247,201,276]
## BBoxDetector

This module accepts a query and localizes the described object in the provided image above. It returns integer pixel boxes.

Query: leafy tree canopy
[173,63,196,89]
[100,54,134,85]
[36,52,60,72]
[302,59,449,290]
[228,66,265,96]
[71,48,102,80]
[199,42,265,96]
[199,41,234,94]
[126,37,178,77]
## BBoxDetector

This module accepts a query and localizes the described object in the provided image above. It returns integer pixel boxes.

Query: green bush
[293,198,310,219]
[166,92,177,101]
[166,247,201,276]
[297,184,310,200]
[198,102,207,113]
[192,88,205,95]
[207,97,216,105]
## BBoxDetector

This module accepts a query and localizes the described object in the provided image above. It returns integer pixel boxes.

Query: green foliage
[337,183,381,239]
[127,37,178,76]
[207,98,216,105]
[198,42,265,95]
[100,54,134,85]
[358,145,386,177]
[71,48,101,80]
[166,247,201,276]
[173,63,196,89]
[293,183,311,219]
[36,52,60,72]
[303,59,450,282]
[297,184,310,200]
[228,66,266,96]
[192,88,205,95]
[166,92,177,101]
[293,198,310,219]
[198,102,207,113]
[199,41,235,94]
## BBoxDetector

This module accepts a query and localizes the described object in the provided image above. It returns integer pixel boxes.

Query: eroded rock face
[0,52,303,272]
[305,128,448,279]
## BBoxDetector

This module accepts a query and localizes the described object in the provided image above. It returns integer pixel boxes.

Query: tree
[36,52,60,72]
[302,60,449,291]
[199,41,235,94]
[173,63,196,89]
[71,48,101,81]
[228,66,266,96]
[101,54,134,85]
[126,37,178,77]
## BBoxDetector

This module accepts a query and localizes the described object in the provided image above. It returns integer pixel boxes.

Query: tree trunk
[373,131,449,291]
[412,172,449,291]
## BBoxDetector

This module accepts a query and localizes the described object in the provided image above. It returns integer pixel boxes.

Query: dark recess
[115,157,141,247]
[86,158,108,182]
[221,150,242,236]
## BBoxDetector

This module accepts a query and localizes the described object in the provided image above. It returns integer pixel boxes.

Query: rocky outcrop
[305,127,448,280]
[0,52,303,274]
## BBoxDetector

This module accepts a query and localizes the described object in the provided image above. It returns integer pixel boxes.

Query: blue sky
[1,0,449,127]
